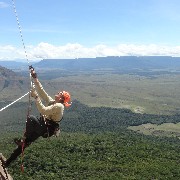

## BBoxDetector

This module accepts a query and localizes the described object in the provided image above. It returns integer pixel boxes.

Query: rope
[0,1,33,112]
[11,0,33,103]
[11,0,33,110]
[0,92,29,112]
[11,0,29,65]
[11,0,33,172]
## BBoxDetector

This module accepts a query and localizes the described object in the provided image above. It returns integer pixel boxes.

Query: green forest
[0,100,180,179]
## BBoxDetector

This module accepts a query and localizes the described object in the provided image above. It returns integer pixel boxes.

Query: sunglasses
[57,92,63,95]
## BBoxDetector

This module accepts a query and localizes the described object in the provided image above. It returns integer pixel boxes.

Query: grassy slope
[128,123,180,138]
[2,72,180,115]
[40,73,180,115]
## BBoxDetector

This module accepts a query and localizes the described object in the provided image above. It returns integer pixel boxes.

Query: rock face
[0,65,28,101]
[0,154,13,180]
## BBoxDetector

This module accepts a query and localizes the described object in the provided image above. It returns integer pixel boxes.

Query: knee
[27,115,36,121]
[26,115,37,125]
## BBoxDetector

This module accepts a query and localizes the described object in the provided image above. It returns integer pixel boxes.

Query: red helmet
[62,91,71,107]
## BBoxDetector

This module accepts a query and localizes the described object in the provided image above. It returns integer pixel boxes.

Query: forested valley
[0,100,180,179]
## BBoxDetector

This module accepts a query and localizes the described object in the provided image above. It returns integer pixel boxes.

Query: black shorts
[26,115,59,141]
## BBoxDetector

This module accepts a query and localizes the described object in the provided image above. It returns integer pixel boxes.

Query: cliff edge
[0,154,13,180]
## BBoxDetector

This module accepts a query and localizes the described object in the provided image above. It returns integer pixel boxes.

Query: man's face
[55,92,64,102]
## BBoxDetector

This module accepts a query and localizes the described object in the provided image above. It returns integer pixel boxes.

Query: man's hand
[30,68,37,79]
[31,88,38,99]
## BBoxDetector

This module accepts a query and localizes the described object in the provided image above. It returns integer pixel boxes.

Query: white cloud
[1,43,180,61]
[0,2,9,8]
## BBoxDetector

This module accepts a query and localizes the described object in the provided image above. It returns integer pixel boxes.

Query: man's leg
[5,146,24,167]
[5,115,47,167]
[25,115,47,140]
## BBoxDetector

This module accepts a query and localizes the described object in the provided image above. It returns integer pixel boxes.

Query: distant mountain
[33,56,180,71]
[0,61,27,70]
[0,66,17,78]
[2,56,180,72]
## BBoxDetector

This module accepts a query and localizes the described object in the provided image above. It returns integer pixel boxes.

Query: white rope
[11,0,33,115]
[0,92,29,112]
[11,0,29,64]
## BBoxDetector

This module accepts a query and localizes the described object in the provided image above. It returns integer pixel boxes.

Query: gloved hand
[31,88,38,99]
[30,67,37,79]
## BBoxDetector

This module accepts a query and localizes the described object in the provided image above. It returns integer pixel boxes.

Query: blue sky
[1,0,180,60]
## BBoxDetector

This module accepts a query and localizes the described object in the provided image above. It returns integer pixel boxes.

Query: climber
[2,67,71,167]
